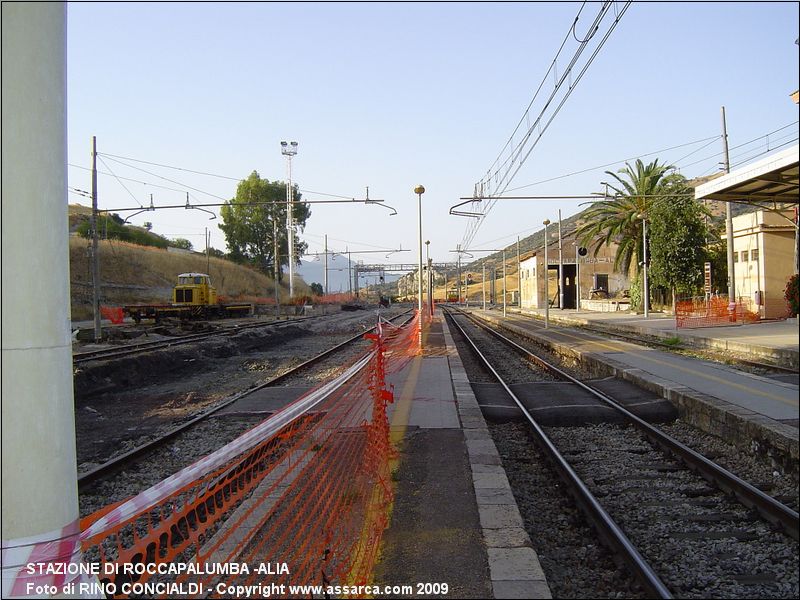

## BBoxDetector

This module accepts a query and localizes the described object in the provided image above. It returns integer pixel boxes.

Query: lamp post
[639,213,649,318]
[502,249,507,317]
[281,140,298,299]
[414,185,425,324]
[543,219,551,328]
[482,262,487,310]
[574,241,581,313]
[426,240,432,314]
[456,243,462,304]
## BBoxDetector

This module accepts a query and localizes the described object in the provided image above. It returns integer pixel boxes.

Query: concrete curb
[441,316,552,599]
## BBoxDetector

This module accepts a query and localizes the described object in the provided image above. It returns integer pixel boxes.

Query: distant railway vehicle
[123,273,253,323]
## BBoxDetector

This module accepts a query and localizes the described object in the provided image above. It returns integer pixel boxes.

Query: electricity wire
[97,155,144,208]
[96,152,361,200]
[463,1,631,250]
[505,134,720,193]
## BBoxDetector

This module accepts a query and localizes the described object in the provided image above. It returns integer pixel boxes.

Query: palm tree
[576,158,675,277]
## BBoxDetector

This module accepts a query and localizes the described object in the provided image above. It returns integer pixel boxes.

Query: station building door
[561,264,577,309]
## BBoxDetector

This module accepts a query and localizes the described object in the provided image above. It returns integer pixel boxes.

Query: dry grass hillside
[68,206,309,319]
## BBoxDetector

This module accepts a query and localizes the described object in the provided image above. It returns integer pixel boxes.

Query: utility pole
[722,106,735,304]
[543,219,551,328]
[347,247,352,296]
[456,243,462,303]
[482,262,486,310]
[575,242,581,313]
[205,227,210,274]
[642,216,649,319]
[558,210,564,310]
[273,218,280,319]
[502,249,507,318]
[324,234,329,296]
[91,135,101,342]
[517,236,521,307]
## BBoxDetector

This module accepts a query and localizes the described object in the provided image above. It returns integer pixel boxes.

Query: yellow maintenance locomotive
[124,273,252,323]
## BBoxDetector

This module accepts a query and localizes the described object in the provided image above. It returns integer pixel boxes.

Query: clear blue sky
[67,2,799,267]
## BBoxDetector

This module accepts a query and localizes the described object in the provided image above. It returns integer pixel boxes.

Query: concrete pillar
[2,3,84,597]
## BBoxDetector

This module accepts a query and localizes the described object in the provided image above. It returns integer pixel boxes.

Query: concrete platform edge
[441,315,553,599]
[476,311,799,474]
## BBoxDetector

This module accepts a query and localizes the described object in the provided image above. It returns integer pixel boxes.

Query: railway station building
[519,237,631,311]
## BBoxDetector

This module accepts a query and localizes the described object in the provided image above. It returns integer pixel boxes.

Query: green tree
[77,213,169,248]
[648,185,711,312]
[219,171,310,278]
[576,159,678,277]
[310,282,324,296]
[170,238,193,251]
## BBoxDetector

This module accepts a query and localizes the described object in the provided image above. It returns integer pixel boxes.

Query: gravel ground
[449,313,559,383]
[658,421,799,511]
[490,421,646,599]
[547,423,799,599]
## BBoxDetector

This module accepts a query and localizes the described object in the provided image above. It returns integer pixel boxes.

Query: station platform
[470,306,799,473]
[493,305,799,368]
[372,313,552,599]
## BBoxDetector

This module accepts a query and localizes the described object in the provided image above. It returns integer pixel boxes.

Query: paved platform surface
[502,306,799,365]
[373,314,552,599]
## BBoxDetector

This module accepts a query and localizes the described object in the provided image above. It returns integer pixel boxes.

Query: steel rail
[443,308,673,599]
[77,310,414,489]
[73,315,321,364]
[458,307,800,540]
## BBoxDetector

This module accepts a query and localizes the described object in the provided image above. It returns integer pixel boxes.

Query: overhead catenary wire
[685,121,799,174]
[500,120,799,198]
[463,1,631,250]
[97,155,144,208]
[485,2,617,188]
[505,134,721,194]
[95,151,362,200]
[729,138,799,169]
[691,133,799,176]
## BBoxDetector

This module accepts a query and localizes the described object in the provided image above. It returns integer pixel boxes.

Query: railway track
[444,307,799,599]
[77,310,413,491]
[72,314,321,364]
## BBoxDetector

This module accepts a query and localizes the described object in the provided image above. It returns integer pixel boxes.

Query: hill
[68,205,309,319]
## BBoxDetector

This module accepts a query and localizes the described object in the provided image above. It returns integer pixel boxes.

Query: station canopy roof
[694,145,799,205]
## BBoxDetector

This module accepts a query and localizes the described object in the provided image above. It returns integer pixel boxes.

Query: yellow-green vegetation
[68,205,309,319]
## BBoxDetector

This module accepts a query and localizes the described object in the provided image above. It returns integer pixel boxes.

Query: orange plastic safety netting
[79,313,420,598]
[100,306,125,325]
[675,296,760,328]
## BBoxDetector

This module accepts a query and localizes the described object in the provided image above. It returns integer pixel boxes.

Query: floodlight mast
[281,141,298,298]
